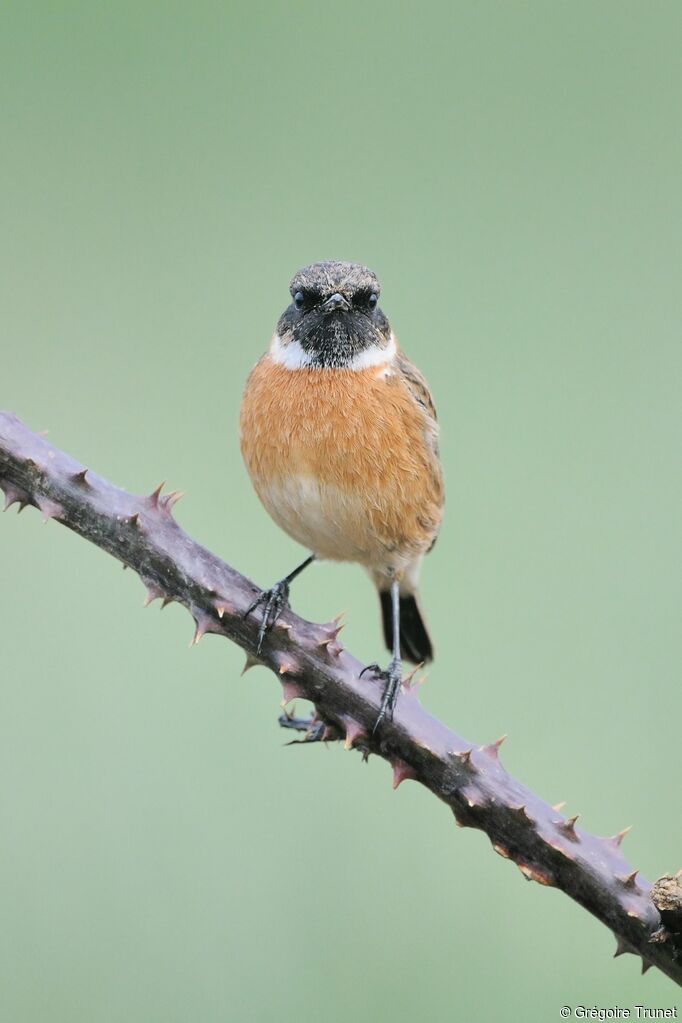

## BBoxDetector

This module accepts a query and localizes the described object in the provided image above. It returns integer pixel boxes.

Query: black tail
[379,590,434,664]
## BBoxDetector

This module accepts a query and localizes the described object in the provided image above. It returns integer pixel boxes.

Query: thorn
[162,489,184,512]
[343,719,365,750]
[618,870,639,890]
[277,655,299,675]
[188,605,222,646]
[614,937,630,958]
[273,619,292,633]
[404,671,428,700]
[512,804,532,822]
[641,959,652,975]
[148,481,165,506]
[241,654,260,676]
[128,512,140,527]
[70,469,90,487]
[190,627,203,646]
[462,785,485,809]
[280,681,302,707]
[322,612,346,634]
[492,843,510,858]
[315,634,339,654]
[161,596,173,609]
[391,758,417,789]
[2,485,30,512]
[36,497,63,523]
[143,585,163,607]
[453,748,474,767]
[555,815,580,841]
[452,808,470,828]
[402,662,424,688]
[552,801,566,812]
[190,611,215,645]
[481,734,507,759]
[319,626,344,646]
[609,826,632,847]
[517,863,554,886]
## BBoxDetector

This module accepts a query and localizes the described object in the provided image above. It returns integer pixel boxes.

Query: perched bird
[240,261,444,728]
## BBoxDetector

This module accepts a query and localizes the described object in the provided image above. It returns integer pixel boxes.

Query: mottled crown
[289,261,380,300]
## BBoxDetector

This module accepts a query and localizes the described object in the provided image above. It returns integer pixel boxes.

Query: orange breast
[239,355,444,571]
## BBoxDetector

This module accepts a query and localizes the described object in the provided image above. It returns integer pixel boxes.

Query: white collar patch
[269,332,397,371]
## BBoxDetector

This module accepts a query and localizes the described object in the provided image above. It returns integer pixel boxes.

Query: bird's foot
[278,712,327,744]
[244,579,290,652]
[360,657,403,734]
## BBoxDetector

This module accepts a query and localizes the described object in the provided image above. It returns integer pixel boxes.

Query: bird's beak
[322,292,350,314]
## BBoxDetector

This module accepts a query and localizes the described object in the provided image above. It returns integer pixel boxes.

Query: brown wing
[395,350,444,550]
[394,349,443,466]
[397,352,438,420]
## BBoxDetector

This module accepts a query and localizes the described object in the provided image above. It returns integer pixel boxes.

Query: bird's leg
[361,576,403,734]
[244,554,315,652]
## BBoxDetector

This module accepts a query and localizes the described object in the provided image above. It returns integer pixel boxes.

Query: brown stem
[0,410,679,985]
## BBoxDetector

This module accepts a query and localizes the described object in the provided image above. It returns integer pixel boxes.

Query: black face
[277,261,391,368]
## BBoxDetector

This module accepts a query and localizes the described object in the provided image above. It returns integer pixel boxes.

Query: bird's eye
[293,291,305,310]
[354,290,379,310]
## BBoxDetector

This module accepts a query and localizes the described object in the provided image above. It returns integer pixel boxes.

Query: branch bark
[0,410,679,985]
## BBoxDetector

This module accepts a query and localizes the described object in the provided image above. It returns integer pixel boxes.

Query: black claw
[359,662,380,679]
[360,658,403,734]
[244,579,290,652]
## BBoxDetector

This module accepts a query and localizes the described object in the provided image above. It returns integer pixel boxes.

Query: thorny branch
[0,410,680,985]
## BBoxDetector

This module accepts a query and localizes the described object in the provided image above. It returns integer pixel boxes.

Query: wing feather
[397,352,438,420]
[393,349,444,552]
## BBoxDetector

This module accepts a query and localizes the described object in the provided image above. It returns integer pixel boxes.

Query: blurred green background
[1,2,681,1020]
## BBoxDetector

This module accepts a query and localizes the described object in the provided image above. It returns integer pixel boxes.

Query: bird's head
[274,261,393,369]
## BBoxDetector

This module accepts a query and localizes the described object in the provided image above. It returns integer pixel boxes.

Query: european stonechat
[240,261,444,728]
